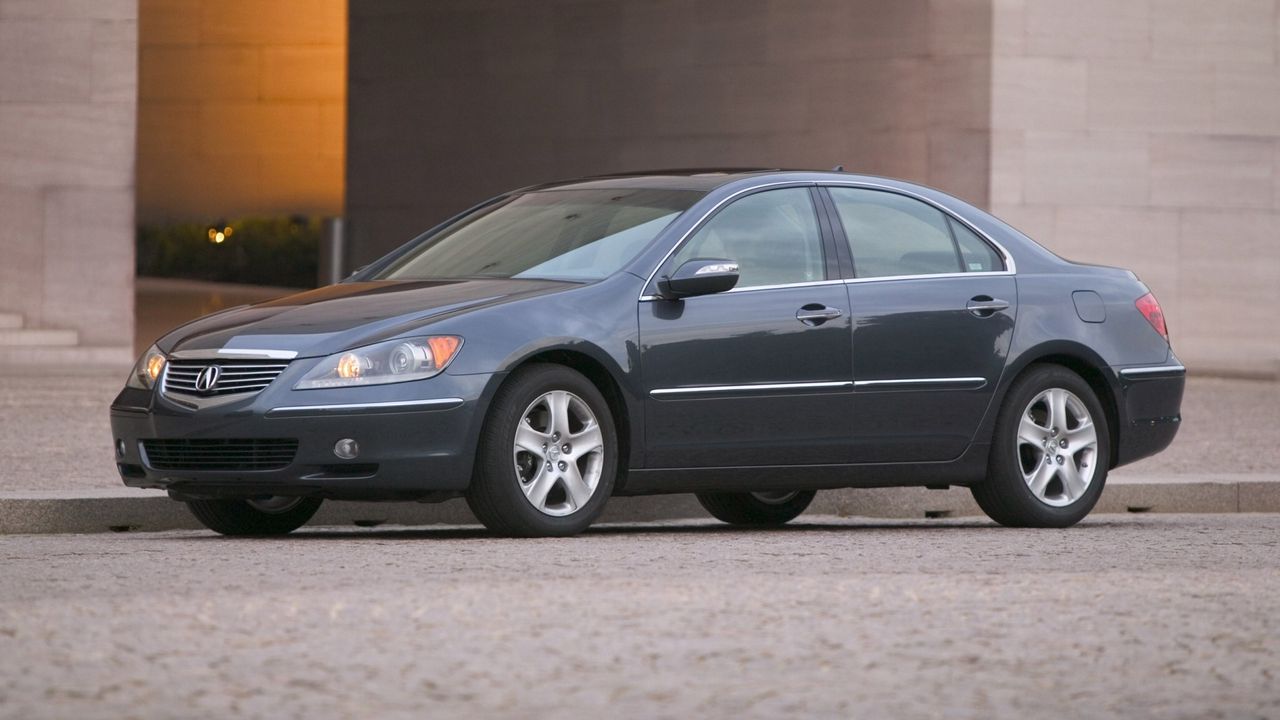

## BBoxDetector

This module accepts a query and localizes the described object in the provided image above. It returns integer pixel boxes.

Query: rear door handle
[967,296,1010,317]
[796,304,843,326]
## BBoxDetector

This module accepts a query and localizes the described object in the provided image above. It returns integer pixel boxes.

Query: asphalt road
[2,514,1277,720]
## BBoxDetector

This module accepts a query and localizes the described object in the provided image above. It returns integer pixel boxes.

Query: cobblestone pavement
[0,374,1275,495]
[1,514,1277,719]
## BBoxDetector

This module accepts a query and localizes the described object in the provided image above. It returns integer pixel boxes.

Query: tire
[972,364,1110,528]
[696,490,816,526]
[186,496,322,536]
[466,364,618,537]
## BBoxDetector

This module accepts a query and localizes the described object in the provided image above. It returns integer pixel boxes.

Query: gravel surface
[0,375,1275,495]
[0,514,1277,719]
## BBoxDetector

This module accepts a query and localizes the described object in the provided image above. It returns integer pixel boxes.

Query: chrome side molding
[649,381,853,397]
[854,377,987,389]
[1119,365,1186,378]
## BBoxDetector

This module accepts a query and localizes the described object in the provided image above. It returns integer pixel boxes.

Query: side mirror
[657,258,740,299]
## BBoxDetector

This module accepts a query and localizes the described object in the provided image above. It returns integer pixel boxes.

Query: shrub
[136,216,321,288]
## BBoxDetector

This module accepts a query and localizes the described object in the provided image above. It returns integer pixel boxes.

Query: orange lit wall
[136,0,346,222]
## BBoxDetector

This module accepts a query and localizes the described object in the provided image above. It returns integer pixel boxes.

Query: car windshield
[376,188,705,281]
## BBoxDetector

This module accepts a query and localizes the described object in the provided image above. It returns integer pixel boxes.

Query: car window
[950,217,1003,272]
[828,187,1001,278]
[669,188,824,289]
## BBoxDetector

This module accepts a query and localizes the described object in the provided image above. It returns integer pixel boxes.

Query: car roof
[518,168,950,196]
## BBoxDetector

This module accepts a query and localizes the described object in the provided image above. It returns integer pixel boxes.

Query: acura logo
[194,365,222,393]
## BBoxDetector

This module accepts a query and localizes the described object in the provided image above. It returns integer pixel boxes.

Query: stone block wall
[136,0,346,222]
[0,0,137,351]
[990,0,1280,377]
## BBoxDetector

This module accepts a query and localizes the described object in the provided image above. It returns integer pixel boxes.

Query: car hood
[159,278,579,358]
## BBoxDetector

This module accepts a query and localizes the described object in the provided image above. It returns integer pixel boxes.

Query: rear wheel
[186,496,322,536]
[972,364,1109,528]
[696,490,816,526]
[466,364,618,537]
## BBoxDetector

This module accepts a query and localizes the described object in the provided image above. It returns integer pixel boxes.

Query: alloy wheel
[750,491,801,505]
[512,390,606,517]
[245,496,305,514]
[1016,387,1099,507]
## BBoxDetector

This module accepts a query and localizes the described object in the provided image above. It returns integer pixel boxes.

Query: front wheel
[972,364,1110,528]
[696,490,816,526]
[466,364,618,537]
[186,496,322,536]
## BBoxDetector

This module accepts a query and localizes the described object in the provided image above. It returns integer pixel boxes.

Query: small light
[334,438,359,460]
[223,226,233,237]
[213,231,225,243]
[145,353,166,382]
[115,439,127,459]
[336,352,366,379]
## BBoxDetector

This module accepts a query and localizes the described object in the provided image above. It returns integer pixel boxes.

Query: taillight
[1135,292,1168,341]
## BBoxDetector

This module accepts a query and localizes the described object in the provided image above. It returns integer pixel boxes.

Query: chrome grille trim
[161,359,291,404]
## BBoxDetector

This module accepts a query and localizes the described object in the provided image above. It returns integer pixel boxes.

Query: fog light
[115,439,127,459]
[334,438,359,460]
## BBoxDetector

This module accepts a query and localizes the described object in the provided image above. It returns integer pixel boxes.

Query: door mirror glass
[658,259,740,299]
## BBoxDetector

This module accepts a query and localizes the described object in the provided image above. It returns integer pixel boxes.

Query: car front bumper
[109,371,497,501]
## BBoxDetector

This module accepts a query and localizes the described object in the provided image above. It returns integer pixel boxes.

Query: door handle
[796,304,843,326]
[967,296,1010,317]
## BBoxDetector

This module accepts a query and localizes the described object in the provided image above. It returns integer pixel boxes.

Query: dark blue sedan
[111,169,1184,536]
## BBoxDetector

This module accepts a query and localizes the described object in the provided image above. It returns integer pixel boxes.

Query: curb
[2,475,1277,535]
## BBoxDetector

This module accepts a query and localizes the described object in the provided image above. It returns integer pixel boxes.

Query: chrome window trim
[1119,365,1186,378]
[854,377,987,388]
[649,380,853,397]
[265,397,465,417]
[844,270,1011,286]
[821,180,1018,275]
[639,278,845,302]
[170,348,299,360]
[637,179,1019,303]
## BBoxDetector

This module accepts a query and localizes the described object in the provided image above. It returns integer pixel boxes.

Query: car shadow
[163,516,1131,542]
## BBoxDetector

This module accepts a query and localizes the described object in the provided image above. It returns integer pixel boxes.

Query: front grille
[142,438,299,472]
[162,359,291,399]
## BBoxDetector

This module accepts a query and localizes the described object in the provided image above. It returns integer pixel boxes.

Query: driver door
[638,187,854,468]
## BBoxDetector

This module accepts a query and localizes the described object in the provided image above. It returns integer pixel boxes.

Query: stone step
[0,314,22,330]
[0,328,79,347]
[0,345,134,369]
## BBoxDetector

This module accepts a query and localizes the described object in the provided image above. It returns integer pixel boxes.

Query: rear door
[821,186,1017,463]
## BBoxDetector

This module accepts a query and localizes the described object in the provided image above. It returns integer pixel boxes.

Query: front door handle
[797,304,843,326]
[967,295,1010,317]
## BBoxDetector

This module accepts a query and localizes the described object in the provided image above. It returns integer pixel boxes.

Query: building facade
[347,0,1280,379]
[1,1,1277,377]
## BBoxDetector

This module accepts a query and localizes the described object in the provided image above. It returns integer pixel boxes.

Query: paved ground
[1,514,1277,719]
[1,373,1274,496]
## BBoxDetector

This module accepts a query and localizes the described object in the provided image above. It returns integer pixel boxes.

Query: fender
[479,336,647,480]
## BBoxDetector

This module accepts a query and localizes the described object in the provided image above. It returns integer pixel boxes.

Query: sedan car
[111,169,1184,537]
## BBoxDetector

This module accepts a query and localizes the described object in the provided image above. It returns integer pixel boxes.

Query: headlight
[126,345,166,390]
[295,336,463,389]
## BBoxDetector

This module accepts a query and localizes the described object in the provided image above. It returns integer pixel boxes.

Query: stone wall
[136,0,346,222]
[0,0,137,353]
[990,0,1280,377]
[346,0,991,264]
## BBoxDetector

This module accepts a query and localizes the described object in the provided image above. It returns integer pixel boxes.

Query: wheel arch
[487,343,639,490]
[990,342,1122,470]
